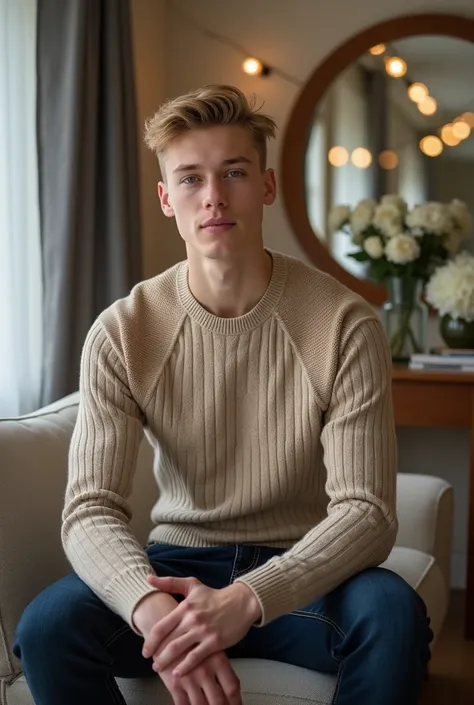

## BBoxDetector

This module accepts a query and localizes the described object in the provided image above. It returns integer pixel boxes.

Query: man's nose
[203,178,227,209]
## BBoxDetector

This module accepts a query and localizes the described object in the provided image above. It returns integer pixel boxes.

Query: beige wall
[133,0,474,587]
[131,0,185,280]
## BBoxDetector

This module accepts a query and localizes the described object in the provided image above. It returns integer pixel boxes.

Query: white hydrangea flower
[363,235,384,259]
[350,199,376,236]
[372,203,403,237]
[406,202,454,235]
[328,205,351,233]
[381,194,408,215]
[426,252,474,321]
[449,199,472,237]
[385,233,420,264]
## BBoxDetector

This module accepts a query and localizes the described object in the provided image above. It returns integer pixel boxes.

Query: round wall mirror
[281,14,474,305]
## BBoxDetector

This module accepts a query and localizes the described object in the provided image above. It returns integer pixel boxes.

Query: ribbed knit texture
[62,250,398,630]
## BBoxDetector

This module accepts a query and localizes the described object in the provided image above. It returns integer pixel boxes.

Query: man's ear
[158,182,175,218]
[263,168,277,206]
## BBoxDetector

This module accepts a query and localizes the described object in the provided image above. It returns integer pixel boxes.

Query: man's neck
[187,247,273,318]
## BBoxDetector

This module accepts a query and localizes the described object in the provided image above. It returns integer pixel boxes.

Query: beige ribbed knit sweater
[62,250,398,630]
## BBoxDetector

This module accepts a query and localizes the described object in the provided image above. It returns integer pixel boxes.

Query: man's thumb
[147,574,196,596]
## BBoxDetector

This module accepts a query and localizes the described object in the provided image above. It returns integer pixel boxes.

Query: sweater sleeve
[61,319,159,630]
[235,316,398,625]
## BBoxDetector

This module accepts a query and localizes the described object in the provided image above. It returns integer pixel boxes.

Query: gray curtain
[37,0,142,406]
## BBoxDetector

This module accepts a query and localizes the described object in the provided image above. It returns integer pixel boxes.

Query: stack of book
[409,349,474,372]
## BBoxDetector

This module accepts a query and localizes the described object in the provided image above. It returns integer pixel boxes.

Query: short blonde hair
[144,84,277,172]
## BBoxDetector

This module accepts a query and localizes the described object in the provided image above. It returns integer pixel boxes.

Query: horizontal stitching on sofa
[240,689,331,704]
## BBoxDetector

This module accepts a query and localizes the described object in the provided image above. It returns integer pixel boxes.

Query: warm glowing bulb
[453,120,471,140]
[441,124,461,147]
[369,44,386,55]
[242,57,262,76]
[418,96,437,116]
[461,112,474,127]
[385,56,407,78]
[419,135,443,157]
[351,147,372,169]
[328,146,349,167]
[407,82,428,103]
[378,150,399,170]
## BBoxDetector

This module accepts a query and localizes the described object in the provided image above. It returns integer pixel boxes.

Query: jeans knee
[350,568,432,645]
[14,574,95,661]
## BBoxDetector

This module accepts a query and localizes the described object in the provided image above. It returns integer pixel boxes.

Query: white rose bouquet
[328,195,472,358]
[328,195,471,283]
[426,252,474,321]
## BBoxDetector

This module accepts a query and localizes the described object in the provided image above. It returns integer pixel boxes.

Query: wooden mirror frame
[281,13,474,306]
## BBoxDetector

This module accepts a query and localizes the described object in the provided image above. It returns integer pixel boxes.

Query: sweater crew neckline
[176,250,287,335]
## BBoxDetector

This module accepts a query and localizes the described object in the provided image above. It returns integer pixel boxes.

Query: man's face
[158,125,276,260]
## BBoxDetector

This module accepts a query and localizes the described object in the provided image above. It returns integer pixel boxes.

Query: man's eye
[226,170,244,178]
[182,176,199,185]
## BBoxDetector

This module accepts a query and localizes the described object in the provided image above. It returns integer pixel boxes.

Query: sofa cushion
[118,660,338,705]
[5,659,338,705]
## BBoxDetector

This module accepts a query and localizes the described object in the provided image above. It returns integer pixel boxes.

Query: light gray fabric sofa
[0,392,453,705]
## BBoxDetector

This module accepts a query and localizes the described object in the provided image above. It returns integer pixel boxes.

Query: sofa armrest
[0,401,79,680]
[396,473,453,589]
[0,393,157,682]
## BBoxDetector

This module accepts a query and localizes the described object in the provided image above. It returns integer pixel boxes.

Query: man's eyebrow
[172,156,253,174]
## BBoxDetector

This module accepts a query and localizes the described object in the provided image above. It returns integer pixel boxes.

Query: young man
[14,84,432,705]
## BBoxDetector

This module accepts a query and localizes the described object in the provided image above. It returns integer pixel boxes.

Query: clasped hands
[140,575,261,703]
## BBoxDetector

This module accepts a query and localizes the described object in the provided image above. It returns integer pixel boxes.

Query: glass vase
[381,277,428,361]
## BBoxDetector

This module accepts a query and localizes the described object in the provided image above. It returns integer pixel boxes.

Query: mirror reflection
[305,35,474,279]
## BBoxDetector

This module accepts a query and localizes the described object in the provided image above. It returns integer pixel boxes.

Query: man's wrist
[226,581,262,624]
[132,590,178,635]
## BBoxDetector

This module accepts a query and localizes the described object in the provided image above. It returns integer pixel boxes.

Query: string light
[384,56,407,78]
[378,150,399,170]
[419,136,443,157]
[369,44,386,55]
[328,146,349,167]
[407,82,428,103]
[242,57,272,76]
[170,2,474,162]
[351,148,372,168]
[418,96,437,116]
[461,112,474,127]
[452,119,471,140]
[440,124,461,147]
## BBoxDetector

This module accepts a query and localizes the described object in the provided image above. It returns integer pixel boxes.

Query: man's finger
[216,662,242,705]
[173,637,220,677]
[154,630,200,671]
[181,677,207,705]
[200,671,229,705]
[147,575,198,597]
[142,606,183,658]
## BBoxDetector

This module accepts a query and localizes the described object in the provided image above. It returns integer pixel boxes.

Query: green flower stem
[389,307,421,357]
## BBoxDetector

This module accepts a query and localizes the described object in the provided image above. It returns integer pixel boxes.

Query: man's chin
[195,235,242,257]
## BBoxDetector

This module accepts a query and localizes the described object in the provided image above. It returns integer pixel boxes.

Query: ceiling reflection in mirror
[305,35,474,279]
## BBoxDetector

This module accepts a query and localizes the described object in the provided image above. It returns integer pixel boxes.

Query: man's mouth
[201,218,236,232]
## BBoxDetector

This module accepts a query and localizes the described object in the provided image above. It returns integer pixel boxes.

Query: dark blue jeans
[14,543,432,705]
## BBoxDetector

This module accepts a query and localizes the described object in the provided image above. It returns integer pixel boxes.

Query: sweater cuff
[105,568,160,635]
[234,560,299,626]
